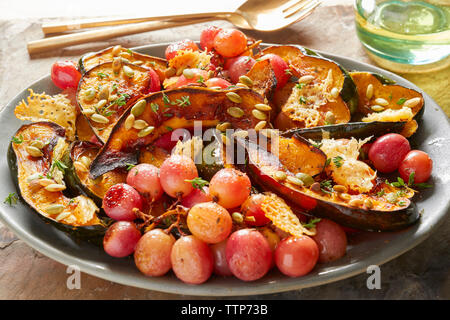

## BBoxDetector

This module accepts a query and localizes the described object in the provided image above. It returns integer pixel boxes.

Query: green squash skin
[281,121,407,141]
[77,52,95,74]
[8,123,110,243]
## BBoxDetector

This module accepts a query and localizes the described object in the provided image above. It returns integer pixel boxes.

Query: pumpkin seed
[91,113,109,124]
[123,65,134,78]
[364,198,374,209]
[216,122,231,132]
[221,135,229,145]
[182,68,195,79]
[232,130,249,138]
[338,193,352,201]
[260,129,277,138]
[366,84,374,100]
[371,105,385,112]
[254,103,272,112]
[244,216,256,222]
[255,121,267,131]
[252,109,267,120]
[287,175,304,186]
[124,114,135,130]
[274,171,287,181]
[238,75,253,87]
[45,184,67,192]
[226,92,242,103]
[83,88,96,101]
[108,94,118,102]
[232,212,244,224]
[131,100,147,117]
[26,173,43,182]
[80,156,91,168]
[38,178,55,187]
[295,173,314,187]
[45,204,65,215]
[164,67,176,78]
[227,107,244,118]
[333,184,348,193]
[349,198,363,207]
[96,99,107,109]
[73,161,88,172]
[133,119,148,130]
[98,86,110,101]
[119,51,131,59]
[82,108,95,116]
[137,126,155,137]
[325,111,336,124]
[121,58,131,64]
[404,97,421,108]
[298,75,315,84]
[26,146,43,157]
[374,98,389,106]
[55,210,72,221]
[133,60,143,65]
[330,87,339,99]
[235,83,249,89]
[112,57,122,73]
[111,45,122,56]
[30,140,45,149]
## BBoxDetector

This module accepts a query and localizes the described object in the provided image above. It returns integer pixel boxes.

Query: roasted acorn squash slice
[7,122,108,239]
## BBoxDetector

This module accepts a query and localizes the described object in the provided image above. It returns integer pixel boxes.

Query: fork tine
[284,0,321,19]
[280,0,307,12]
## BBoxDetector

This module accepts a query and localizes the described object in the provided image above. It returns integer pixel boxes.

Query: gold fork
[28,0,321,54]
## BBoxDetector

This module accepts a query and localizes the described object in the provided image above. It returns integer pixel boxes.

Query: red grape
[187,202,232,244]
[209,168,251,209]
[259,54,290,89]
[134,229,175,277]
[126,164,163,201]
[174,68,209,88]
[171,235,214,284]
[226,229,272,281]
[213,29,247,58]
[102,183,143,221]
[226,55,256,83]
[241,194,271,226]
[275,235,319,277]
[200,26,222,51]
[399,150,432,184]
[311,219,347,263]
[205,77,232,89]
[368,133,411,173]
[159,155,198,198]
[103,221,141,258]
[165,39,199,61]
[51,60,81,89]
[147,68,161,93]
[210,240,232,276]
[181,187,213,209]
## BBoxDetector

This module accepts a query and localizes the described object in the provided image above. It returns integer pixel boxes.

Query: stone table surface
[0,3,449,300]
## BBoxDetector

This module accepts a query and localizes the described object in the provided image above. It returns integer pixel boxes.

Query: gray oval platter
[0,43,449,296]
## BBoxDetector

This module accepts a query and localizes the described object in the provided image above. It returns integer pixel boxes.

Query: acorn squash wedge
[7,122,109,239]
[78,45,167,80]
[259,45,357,129]
[77,61,156,143]
[239,137,419,231]
[244,59,277,102]
[89,87,268,178]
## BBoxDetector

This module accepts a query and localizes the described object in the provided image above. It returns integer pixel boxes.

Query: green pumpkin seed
[235,83,249,89]
[325,111,336,124]
[98,86,110,101]
[349,198,364,207]
[209,86,222,90]
[227,107,244,118]
[82,108,95,116]
[274,171,287,181]
[38,178,55,187]
[45,204,65,215]
[330,87,339,99]
[254,103,272,112]
[338,193,352,201]
[255,121,267,131]
[30,140,45,149]
[216,122,231,132]
[404,97,421,108]
[374,98,389,106]
[232,212,244,224]
[131,100,147,117]
[137,126,155,138]
[96,99,107,109]
[91,113,109,124]
[226,92,242,103]
[133,60,143,65]
[124,114,135,131]
[119,51,132,59]
[287,175,304,186]
[371,105,385,112]
[238,75,253,87]
[366,84,374,100]
[183,68,195,79]
[232,130,249,138]
[111,45,122,56]
[298,75,315,84]
[112,57,122,73]
[83,88,96,101]
[123,65,134,78]
[133,119,148,130]
[252,109,267,120]
[73,161,88,172]
[55,210,72,221]
[26,173,43,182]
[364,198,374,209]
[295,173,315,187]
[26,146,43,157]
[45,184,67,192]
[333,185,348,193]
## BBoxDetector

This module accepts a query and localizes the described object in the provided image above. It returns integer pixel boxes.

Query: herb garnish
[303,218,321,229]
[97,72,109,79]
[333,156,343,168]
[185,177,209,191]
[126,163,136,171]
[320,180,333,195]
[175,96,191,107]
[407,172,433,189]
[396,97,407,105]
[12,135,23,144]
[284,69,293,76]
[4,192,18,206]
[296,83,305,90]
[150,103,159,113]
[299,96,307,104]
